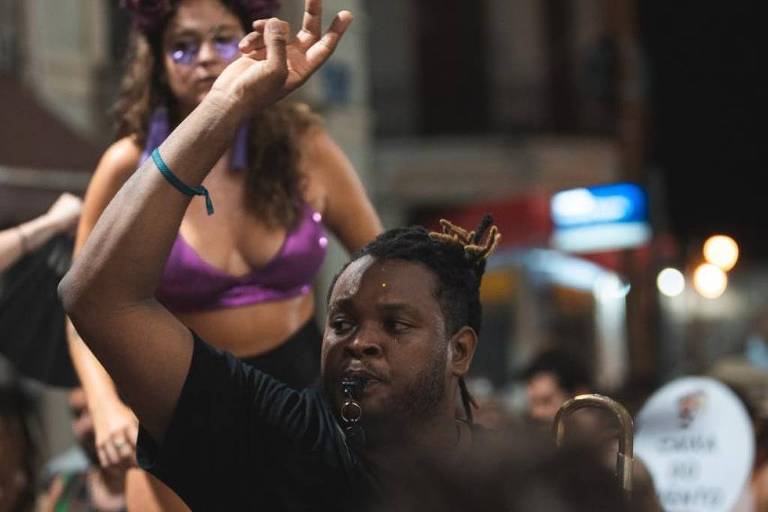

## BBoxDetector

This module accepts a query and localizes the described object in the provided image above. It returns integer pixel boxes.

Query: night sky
[640,2,764,260]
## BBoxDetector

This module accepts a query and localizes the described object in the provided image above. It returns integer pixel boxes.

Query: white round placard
[635,377,754,512]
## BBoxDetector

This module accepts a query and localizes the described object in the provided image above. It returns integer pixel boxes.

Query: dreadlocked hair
[334,214,501,425]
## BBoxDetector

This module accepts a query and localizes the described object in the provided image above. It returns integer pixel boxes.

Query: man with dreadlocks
[59,7,502,510]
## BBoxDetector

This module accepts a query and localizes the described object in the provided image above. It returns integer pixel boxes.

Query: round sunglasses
[168,35,241,66]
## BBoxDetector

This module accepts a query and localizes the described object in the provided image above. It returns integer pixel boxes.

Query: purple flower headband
[122,0,281,34]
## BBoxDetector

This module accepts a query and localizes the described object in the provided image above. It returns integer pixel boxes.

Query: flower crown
[122,0,281,34]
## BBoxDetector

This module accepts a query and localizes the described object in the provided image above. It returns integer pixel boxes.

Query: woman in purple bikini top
[67,1,382,510]
[139,108,330,313]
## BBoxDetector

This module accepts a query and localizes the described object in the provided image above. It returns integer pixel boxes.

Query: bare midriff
[174,292,317,358]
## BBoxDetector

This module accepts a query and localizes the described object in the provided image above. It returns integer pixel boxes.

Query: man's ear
[449,326,478,377]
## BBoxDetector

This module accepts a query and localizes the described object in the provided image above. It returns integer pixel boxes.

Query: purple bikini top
[142,108,328,312]
[155,204,328,311]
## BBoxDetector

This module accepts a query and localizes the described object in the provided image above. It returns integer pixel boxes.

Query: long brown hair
[112,0,319,228]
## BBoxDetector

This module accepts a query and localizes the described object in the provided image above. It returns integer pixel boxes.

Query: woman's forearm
[0,226,27,272]
[66,320,122,406]
[0,213,61,271]
[60,91,245,314]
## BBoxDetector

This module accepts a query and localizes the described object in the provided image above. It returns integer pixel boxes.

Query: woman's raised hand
[212,0,352,110]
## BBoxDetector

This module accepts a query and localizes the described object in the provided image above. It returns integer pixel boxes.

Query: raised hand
[211,0,353,110]
[243,0,352,90]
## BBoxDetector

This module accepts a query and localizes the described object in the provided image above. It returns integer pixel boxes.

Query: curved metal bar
[554,393,634,498]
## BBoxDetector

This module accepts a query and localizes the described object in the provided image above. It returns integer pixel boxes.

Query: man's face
[322,257,451,425]
[526,372,569,424]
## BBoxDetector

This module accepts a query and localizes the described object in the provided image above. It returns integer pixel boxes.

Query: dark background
[392,0,764,260]
[640,1,764,260]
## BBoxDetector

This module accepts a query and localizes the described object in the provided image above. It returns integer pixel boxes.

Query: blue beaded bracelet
[151,148,214,215]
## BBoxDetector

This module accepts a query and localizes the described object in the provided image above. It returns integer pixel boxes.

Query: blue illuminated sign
[551,183,648,228]
[550,183,651,253]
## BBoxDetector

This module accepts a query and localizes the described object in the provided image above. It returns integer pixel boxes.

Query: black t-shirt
[136,333,374,511]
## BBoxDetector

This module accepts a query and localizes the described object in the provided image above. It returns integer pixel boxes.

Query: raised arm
[59,9,353,442]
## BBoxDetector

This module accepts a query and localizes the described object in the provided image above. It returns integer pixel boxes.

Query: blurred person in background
[721,384,768,512]
[378,426,628,512]
[523,349,591,427]
[743,307,768,373]
[0,193,81,386]
[711,315,768,511]
[0,193,81,273]
[467,378,513,429]
[40,388,126,512]
[523,350,662,510]
[746,397,768,512]
[67,0,380,509]
[0,383,38,512]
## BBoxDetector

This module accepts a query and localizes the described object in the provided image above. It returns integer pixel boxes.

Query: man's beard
[392,348,447,422]
[321,345,449,430]
[354,349,448,448]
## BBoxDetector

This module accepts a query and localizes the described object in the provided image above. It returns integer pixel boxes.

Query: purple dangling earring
[140,107,250,171]
[140,107,171,164]
[230,121,249,171]
[139,107,251,170]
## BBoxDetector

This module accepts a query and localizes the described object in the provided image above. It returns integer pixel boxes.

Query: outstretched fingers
[298,0,323,49]
[305,11,353,69]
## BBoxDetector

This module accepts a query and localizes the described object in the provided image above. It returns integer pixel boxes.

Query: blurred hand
[46,193,82,233]
[211,0,353,110]
[90,396,138,472]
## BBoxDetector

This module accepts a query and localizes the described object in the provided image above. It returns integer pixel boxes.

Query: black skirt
[0,235,78,387]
